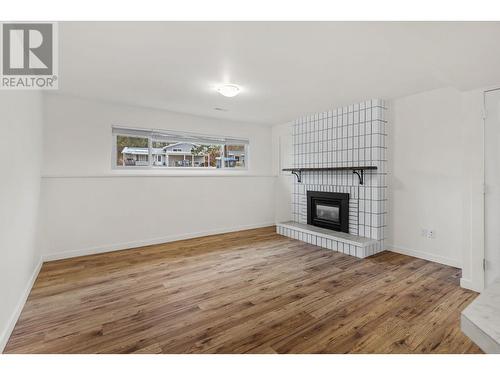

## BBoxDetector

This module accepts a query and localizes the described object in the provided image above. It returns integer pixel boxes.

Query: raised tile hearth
[277,221,378,258]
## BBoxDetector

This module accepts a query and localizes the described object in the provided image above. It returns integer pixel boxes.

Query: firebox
[307,191,349,233]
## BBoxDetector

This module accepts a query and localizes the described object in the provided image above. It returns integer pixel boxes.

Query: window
[112,126,248,170]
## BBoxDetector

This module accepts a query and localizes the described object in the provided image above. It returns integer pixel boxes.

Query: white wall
[388,87,485,291]
[40,94,276,259]
[388,88,466,267]
[0,91,44,351]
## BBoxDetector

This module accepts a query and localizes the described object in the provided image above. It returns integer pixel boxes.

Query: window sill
[42,171,274,179]
[113,166,247,171]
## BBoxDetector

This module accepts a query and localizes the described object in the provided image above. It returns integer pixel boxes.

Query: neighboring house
[121,147,150,166]
[121,142,210,167]
[226,147,245,167]
[216,147,245,168]
[164,142,207,167]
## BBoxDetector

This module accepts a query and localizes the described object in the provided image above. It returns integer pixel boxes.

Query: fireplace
[307,191,349,233]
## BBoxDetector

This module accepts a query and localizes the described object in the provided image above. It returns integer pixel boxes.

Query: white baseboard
[386,243,461,268]
[42,222,276,262]
[0,257,43,354]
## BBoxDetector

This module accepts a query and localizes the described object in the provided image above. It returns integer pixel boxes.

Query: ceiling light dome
[216,84,241,98]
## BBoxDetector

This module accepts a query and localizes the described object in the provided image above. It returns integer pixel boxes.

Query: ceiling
[58,22,500,125]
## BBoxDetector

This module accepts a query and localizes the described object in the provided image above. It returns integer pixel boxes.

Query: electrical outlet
[421,229,435,239]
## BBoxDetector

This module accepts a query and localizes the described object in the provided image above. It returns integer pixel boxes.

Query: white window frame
[111,126,249,171]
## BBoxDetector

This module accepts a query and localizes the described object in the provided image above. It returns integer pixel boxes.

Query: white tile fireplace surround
[277,99,387,258]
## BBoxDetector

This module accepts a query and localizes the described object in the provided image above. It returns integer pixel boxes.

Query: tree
[191,144,221,167]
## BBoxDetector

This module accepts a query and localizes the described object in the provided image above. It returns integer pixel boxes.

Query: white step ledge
[277,221,377,248]
[276,221,377,253]
[461,278,500,353]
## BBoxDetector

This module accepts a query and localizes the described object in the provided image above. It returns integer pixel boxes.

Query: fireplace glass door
[315,203,340,223]
[307,191,349,233]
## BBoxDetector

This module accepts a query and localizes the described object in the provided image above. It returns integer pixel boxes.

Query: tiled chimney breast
[289,99,387,255]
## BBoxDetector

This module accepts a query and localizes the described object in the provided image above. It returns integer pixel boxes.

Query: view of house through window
[116,135,149,166]
[224,144,246,168]
[113,127,248,169]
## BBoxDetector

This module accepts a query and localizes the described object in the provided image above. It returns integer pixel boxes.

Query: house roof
[226,150,245,156]
[122,147,165,155]
[122,143,209,156]
[163,142,199,150]
[122,147,148,155]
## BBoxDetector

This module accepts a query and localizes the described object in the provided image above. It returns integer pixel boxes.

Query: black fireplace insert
[307,191,349,233]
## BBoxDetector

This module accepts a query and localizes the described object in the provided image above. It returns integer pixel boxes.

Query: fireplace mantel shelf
[282,166,377,184]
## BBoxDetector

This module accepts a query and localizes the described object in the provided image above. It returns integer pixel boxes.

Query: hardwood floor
[4,226,482,354]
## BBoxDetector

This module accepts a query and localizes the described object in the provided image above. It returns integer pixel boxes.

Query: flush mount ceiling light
[216,84,241,98]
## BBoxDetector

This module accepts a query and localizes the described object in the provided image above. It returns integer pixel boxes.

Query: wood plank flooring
[4,226,482,354]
